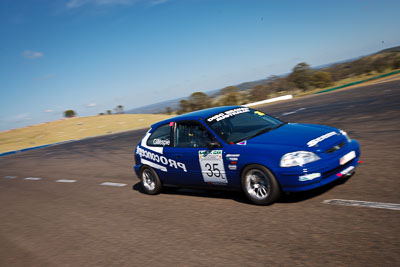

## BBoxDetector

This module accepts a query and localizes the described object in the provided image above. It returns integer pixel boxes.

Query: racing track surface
[1,80,399,266]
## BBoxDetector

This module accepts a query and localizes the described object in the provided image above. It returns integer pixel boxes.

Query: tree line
[64,47,400,117]
[169,48,400,115]
[63,105,124,118]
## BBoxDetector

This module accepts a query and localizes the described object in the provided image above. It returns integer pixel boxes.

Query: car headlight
[280,151,320,167]
[340,130,352,143]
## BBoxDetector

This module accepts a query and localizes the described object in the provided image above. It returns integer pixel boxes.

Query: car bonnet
[244,123,345,151]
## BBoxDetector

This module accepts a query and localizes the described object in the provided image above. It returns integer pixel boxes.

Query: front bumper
[277,139,361,192]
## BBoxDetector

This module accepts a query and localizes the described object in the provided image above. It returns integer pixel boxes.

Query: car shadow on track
[132,175,352,205]
[132,182,252,204]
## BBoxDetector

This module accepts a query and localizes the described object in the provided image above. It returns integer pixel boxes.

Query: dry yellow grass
[0,114,172,153]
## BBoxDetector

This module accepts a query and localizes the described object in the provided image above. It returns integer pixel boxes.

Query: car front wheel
[140,166,162,195]
[241,164,281,205]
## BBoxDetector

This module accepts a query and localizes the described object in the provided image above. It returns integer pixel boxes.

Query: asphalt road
[1,80,399,266]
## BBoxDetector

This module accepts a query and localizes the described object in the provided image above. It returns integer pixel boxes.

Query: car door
[166,120,229,186]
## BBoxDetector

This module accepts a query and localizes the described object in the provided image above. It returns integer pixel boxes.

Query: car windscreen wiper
[233,127,272,144]
[232,122,287,144]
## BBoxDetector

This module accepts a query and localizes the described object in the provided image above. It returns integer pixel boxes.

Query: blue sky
[1,0,399,131]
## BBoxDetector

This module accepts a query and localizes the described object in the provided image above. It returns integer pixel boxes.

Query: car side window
[175,121,216,148]
[147,124,171,147]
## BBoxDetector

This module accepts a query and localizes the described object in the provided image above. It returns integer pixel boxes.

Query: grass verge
[0,114,172,154]
[295,69,400,97]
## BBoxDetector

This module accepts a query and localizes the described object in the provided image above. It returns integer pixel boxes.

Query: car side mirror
[207,141,221,148]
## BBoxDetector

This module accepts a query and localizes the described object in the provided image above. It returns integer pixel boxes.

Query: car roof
[151,106,242,129]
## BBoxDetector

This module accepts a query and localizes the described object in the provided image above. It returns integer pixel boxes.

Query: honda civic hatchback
[134,106,361,205]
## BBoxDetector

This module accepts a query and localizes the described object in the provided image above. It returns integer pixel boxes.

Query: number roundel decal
[199,150,227,183]
[205,163,221,177]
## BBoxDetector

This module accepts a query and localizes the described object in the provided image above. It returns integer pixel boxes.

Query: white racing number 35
[204,163,221,177]
[199,150,227,183]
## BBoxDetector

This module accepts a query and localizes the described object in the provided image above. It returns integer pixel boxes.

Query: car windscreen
[206,107,284,143]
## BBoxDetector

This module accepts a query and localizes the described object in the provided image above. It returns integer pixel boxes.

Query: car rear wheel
[241,164,280,205]
[140,166,162,195]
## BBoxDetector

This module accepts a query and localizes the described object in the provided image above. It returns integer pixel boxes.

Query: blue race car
[134,106,360,205]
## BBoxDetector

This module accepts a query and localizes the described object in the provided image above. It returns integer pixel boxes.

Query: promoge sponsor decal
[299,173,321,182]
[340,151,356,165]
[228,164,237,170]
[307,131,337,147]
[207,107,250,122]
[136,147,187,172]
[337,166,355,177]
[226,154,240,169]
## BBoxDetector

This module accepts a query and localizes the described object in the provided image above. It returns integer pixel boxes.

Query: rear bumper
[277,140,361,192]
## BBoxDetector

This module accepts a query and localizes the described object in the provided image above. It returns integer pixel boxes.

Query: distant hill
[126,89,220,114]
[126,98,184,114]
[376,46,400,53]
[126,45,400,114]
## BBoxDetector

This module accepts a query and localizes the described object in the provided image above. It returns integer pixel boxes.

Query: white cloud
[66,0,89,8]
[40,74,55,80]
[65,0,168,9]
[66,0,136,9]
[34,74,55,81]
[86,103,97,108]
[10,14,24,24]
[150,0,169,6]
[44,109,54,113]
[11,113,32,123]
[22,50,44,59]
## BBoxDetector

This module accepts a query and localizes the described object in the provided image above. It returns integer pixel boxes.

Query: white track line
[24,177,41,181]
[281,108,306,116]
[4,176,17,179]
[100,182,127,187]
[56,179,77,183]
[323,199,400,211]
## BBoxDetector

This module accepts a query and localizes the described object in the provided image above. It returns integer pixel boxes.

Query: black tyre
[241,164,281,205]
[140,166,162,195]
